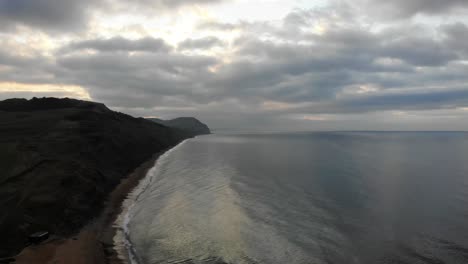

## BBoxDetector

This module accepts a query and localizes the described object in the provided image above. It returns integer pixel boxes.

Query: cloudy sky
[1,0,468,131]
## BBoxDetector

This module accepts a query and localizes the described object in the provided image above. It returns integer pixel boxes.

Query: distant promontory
[148,117,211,135]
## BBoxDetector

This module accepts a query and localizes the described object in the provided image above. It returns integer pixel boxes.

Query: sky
[0,0,468,131]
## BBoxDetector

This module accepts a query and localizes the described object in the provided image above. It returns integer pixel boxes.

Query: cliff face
[148,117,211,135]
[0,98,206,257]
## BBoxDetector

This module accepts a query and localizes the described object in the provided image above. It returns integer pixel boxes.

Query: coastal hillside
[0,97,207,258]
[148,117,211,135]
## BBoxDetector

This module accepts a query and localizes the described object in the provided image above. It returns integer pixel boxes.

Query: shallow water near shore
[117,132,468,264]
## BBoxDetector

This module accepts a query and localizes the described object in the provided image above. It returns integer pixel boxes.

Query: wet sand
[12,151,165,264]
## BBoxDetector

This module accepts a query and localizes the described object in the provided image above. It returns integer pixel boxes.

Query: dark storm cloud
[61,37,172,54]
[0,0,102,31]
[178,37,224,50]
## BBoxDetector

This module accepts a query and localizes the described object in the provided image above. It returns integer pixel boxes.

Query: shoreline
[12,148,170,264]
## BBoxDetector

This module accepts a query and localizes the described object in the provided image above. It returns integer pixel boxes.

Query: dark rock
[148,117,211,135]
[28,231,49,245]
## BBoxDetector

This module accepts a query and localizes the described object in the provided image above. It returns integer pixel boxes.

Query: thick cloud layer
[1,0,468,130]
[0,0,225,32]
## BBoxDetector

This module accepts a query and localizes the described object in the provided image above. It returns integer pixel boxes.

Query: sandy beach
[12,151,165,264]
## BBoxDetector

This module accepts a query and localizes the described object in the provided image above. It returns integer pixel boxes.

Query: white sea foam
[113,139,190,264]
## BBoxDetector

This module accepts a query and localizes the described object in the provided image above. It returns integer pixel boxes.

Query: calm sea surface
[122,132,468,264]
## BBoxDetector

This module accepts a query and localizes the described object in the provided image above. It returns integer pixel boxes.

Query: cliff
[0,97,208,258]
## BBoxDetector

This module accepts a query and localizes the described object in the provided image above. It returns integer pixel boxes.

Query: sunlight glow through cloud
[0,82,91,100]
[1,0,468,130]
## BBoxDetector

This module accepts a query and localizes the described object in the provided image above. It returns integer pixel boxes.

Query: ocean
[116,132,468,264]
